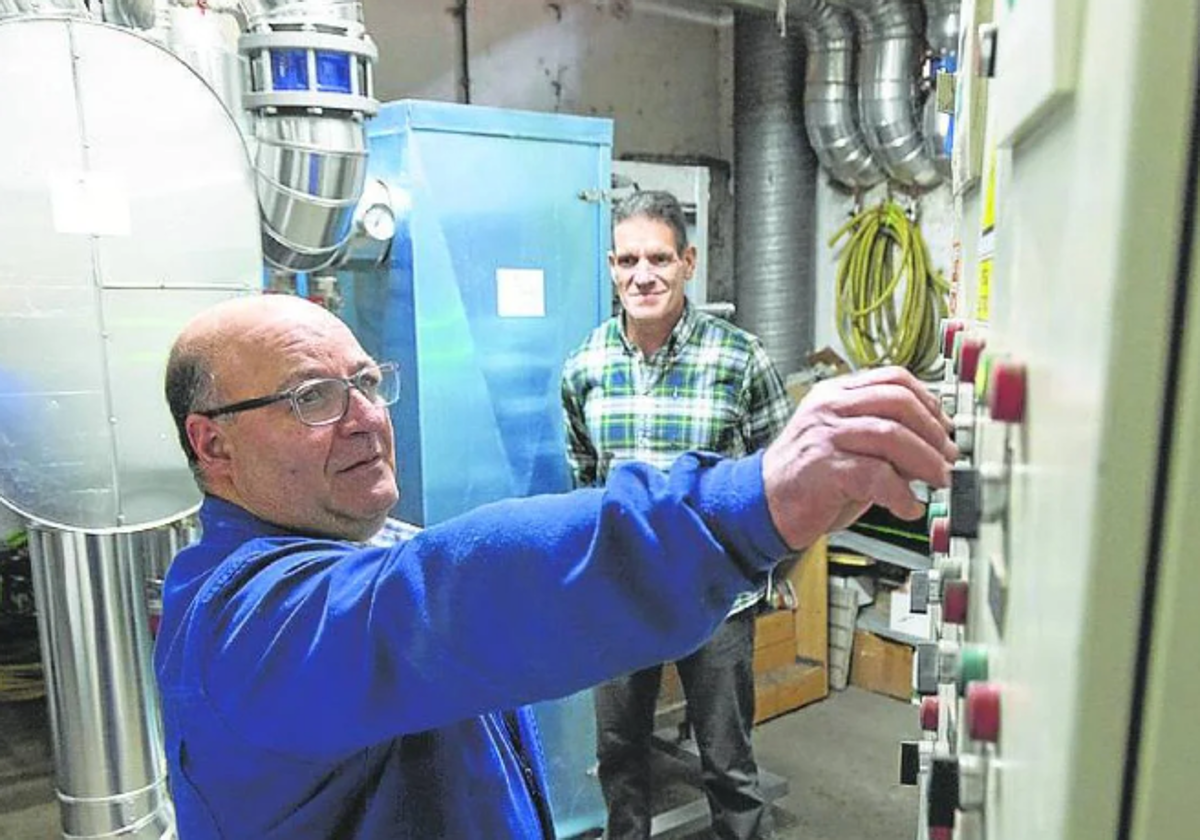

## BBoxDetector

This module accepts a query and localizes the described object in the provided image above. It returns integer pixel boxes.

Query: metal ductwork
[103,0,157,29]
[238,0,378,272]
[794,0,885,190]
[922,0,958,55]
[0,13,262,836]
[829,0,941,189]
[733,10,818,376]
[0,0,87,18]
[922,0,960,180]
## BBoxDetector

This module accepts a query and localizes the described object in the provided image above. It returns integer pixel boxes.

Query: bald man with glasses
[155,294,955,839]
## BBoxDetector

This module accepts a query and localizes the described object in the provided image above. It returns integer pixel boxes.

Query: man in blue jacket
[155,294,955,839]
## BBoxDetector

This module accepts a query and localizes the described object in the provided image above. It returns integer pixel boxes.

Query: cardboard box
[849,630,914,701]
[785,347,852,406]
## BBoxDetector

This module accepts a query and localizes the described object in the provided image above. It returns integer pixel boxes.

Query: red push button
[958,336,986,383]
[929,516,951,555]
[967,682,1002,743]
[989,361,1026,423]
[942,580,969,625]
[942,320,965,359]
[920,697,940,732]
[929,827,953,840]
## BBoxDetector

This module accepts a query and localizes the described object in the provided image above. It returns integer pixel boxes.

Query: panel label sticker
[496,268,546,318]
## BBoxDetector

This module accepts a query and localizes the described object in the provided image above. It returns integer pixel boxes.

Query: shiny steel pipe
[254,114,370,272]
[28,525,177,840]
[798,0,885,189]
[830,0,941,189]
[237,0,377,272]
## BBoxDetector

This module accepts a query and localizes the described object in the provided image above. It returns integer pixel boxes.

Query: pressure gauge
[361,202,396,242]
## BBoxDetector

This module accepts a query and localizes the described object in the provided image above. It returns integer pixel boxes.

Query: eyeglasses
[195,363,400,427]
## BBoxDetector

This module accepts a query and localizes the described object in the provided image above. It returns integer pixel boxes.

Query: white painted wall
[813,181,957,366]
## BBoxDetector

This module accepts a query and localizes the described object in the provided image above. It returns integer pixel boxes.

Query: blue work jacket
[154,452,785,838]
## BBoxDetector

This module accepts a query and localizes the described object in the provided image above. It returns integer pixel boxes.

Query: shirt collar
[615,300,699,361]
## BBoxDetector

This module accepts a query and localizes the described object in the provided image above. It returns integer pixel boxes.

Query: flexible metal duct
[734,10,818,376]
[922,0,960,180]
[795,0,885,189]
[830,0,941,189]
[238,0,378,272]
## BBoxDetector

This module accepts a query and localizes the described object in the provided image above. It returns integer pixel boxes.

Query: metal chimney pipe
[28,525,179,840]
[237,0,379,272]
[830,0,942,189]
[734,10,819,376]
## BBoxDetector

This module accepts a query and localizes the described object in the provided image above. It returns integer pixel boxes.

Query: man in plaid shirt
[561,190,792,840]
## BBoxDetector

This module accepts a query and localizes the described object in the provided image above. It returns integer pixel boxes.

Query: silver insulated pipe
[238,0,378,272]
[795,0,885,190]
[28,526,180,840]
[734,11,818,376]
[922,0,960,181]
[830,0,941,189]
[0,14,262,837]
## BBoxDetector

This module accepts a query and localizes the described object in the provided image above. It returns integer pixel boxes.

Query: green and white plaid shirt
[561,302,792,614]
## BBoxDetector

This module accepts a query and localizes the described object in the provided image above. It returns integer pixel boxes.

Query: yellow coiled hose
[831,200,950,379]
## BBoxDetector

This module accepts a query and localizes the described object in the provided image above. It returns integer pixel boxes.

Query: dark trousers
[594,610,772,840]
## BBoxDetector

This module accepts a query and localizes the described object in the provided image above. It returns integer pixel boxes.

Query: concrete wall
[363,0,736,161]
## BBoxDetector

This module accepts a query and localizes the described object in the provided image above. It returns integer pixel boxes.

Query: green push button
[958,644,990,695]
[927,501,949,526]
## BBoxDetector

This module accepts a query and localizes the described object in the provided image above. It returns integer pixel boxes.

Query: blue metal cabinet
[341,99,611,526]
[338,99,612,839]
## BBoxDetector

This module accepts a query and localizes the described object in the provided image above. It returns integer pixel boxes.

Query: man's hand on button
[762,366,958,551]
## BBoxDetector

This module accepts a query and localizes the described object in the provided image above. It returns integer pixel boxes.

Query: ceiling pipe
[682,0,884,191]
[795,0,885,190]
[828,0,941,189]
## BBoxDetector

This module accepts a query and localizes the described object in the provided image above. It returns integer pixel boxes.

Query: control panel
[893,1,1200,839]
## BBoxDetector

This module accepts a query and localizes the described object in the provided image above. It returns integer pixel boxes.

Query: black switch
[899,741,922,785]
[950,465,981,539]
[927,755,960,831]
